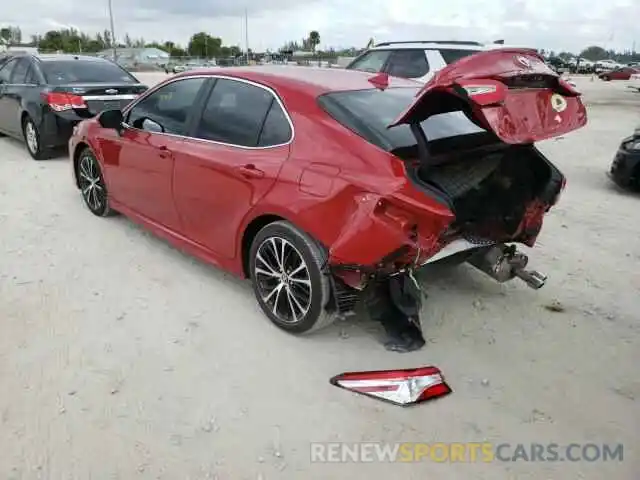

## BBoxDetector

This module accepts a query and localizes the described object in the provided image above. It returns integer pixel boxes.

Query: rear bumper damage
[322,185,552,352]
[326,242,547,352]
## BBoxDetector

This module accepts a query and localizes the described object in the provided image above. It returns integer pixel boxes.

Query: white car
[345,41,493,84]
[345,40,577,87]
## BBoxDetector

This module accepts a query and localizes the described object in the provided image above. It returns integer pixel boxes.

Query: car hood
[388,48,587,144]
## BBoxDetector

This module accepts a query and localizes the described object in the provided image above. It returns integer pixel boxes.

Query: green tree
[308,30,320,52]
[188,32,222,58]
[580,45,607,61]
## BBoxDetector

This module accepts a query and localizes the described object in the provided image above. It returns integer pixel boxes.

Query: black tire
[76,147,116,217]
[603,76,610,81]
[22,116,52,160]
[249,221,335,334]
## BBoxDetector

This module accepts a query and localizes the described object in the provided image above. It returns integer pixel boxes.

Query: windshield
[318,87,485,151]
[41,60,138,85]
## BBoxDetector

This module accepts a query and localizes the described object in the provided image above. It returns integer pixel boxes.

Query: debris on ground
[543,300,566,313]
[364,273,425,352]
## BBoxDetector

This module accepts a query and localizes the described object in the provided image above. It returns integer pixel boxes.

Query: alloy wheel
[254,236,312,324]
[78,153,107,213]
[25,121,38,155]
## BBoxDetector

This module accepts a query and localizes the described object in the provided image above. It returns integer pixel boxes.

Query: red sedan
[69,49,587,342]
[599,67,640,81]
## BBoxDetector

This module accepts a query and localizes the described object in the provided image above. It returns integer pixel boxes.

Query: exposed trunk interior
[400,143,555,242]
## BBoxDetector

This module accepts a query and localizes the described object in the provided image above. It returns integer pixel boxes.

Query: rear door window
[126,77,207,135]
[439,48,479,65]
[41,60,138,85]
[257,101,292,146]
[193,78,275,147]
[0,58,18,84]
[385,50,429,78]
[24,65,38,84]
[9,58,30,84]
[346,50,392,73]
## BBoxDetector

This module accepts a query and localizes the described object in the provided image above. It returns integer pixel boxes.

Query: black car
[608,127,640,190]
[0,54,148,160]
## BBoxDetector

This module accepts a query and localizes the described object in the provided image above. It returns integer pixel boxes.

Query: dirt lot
[0,73,638,479]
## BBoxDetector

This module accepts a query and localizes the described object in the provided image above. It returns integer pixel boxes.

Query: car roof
[34,54,115,63]
[370,41,486,51]
[174,65,422,96]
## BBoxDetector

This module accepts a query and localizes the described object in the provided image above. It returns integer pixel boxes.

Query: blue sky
[4,0,639,52]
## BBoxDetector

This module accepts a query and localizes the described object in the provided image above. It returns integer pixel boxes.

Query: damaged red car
[69,49,587,350]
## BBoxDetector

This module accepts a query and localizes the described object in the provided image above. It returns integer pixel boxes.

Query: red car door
[101,76,208,230]
[102,127,184,230]
[173,77,292,259]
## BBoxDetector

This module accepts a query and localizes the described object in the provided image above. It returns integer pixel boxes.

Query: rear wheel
[22,117,52,160]
[249,221,335,334]
[76,147,116,217]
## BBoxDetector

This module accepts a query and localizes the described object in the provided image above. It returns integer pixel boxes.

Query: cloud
[2,0,638,53]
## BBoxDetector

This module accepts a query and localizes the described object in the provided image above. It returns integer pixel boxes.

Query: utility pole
[245,8,249,64]
[108,0,117,61]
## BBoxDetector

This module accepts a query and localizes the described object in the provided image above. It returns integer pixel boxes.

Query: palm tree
[308,31,320,52]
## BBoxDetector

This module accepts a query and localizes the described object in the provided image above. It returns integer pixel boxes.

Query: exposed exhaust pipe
[468,244,547,289]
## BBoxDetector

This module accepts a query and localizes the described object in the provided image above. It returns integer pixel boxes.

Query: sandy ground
[0,73,639,479]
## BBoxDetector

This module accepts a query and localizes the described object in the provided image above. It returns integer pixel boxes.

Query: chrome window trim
[83,94,138,101]
[121,74,295,150]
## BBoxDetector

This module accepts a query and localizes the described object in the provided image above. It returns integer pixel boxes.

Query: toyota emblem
[515,56,532,69]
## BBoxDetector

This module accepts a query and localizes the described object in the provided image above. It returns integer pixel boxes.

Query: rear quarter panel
[242,86,454,267]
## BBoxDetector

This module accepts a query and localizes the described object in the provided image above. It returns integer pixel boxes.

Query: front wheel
[76,147,116,217]
[249,221,335,334]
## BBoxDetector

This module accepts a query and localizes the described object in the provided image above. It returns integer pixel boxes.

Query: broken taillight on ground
[330,366,451,406]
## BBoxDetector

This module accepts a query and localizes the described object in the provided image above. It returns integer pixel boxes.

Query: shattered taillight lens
[330,366,451,406]
[454,79,506,106]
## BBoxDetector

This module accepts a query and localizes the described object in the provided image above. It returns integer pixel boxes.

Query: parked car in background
[547,56,571,74]
[599,67,640,81]
[608,127,640,191]
[0,53,147,159]
[69,49,586,338]
[595,59,624,73]
[344,40,491,82]
[567,57,596,74]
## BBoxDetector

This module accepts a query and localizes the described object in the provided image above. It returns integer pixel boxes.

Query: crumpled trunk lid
[388,48,587,144]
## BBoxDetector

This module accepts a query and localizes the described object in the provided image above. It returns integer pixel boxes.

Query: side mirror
[141,117,164,133]
[98,109,123,130]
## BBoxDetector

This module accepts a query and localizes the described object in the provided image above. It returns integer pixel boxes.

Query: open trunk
[320,48,587,272]
[403,142,564,247]
[389,48,584,248]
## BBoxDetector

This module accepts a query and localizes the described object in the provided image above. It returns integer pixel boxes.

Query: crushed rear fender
[327,189,454,284]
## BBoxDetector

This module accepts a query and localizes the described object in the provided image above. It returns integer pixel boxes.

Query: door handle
[236,164,265,179]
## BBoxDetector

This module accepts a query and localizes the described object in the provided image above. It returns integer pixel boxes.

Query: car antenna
[368,72,389,90]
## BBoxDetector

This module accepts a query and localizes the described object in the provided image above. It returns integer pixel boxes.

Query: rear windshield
[438,48,480,65]
[318,87,485,151]
[41,60,137,85]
